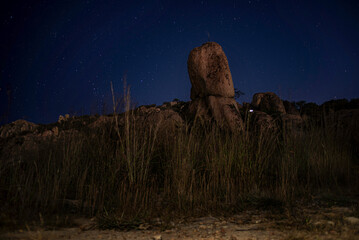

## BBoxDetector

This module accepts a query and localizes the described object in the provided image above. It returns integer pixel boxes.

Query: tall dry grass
[0,85,357,227]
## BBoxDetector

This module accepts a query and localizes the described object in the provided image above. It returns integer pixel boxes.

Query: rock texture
[187,42,243,131]
[0,119,38,138]
[247,92,306,132]
[135,103,185,137]
[188,42,234,100]
[252,92,286,114]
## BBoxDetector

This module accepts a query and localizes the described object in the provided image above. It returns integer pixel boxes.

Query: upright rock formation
[188,42,235,99]
[187,42,243,131]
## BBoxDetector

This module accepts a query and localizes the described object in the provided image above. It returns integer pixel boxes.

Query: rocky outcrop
[0,119,38,138]
[135,103,184,137]
[187,42,243,131]
[0,119,81,165]
[252,92,286,114]
[246,92,305,132]
[1,96,358,166]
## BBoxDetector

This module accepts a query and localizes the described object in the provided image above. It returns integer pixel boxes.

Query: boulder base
[189,96,243,131]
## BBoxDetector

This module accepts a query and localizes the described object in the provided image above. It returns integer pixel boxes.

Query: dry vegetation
[0,87,358,235]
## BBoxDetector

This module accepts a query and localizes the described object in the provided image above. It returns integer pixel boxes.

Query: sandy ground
[1,205,359,240]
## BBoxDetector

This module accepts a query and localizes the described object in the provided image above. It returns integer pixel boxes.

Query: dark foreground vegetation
[0,97,358,231]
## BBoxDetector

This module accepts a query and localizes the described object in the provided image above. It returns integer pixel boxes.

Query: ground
[2,199,359,240]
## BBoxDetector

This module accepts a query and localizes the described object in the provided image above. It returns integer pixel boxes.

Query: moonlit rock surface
[187,42,235,100]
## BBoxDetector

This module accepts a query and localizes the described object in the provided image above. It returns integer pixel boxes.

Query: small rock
[199,224,208,229]
[58,114,70,123]
[151,234,162,240]
[313,220,335,227]
[42,130,53,137]
[52,126,59,136]
[138,223,150,230]
[169,101,178,106]
[344,216,359,225]
[327,221,335,226]
[151,217,163,225]
[331,207,352,214]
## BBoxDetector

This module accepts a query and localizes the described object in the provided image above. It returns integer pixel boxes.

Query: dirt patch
[2,203,359,240]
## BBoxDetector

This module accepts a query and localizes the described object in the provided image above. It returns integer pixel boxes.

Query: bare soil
[1,200,359,240]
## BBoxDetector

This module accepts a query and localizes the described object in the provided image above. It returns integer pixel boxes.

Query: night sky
[1,0,359,125]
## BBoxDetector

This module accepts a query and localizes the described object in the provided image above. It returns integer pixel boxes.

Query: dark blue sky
[1,0,359,125]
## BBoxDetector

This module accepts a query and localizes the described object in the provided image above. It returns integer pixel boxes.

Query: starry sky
[1,0,359,125]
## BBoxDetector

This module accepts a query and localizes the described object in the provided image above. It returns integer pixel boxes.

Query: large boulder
[188,42,234,100]
[252,92,286,114]
[187,42,243,131]
[139,107,184,134]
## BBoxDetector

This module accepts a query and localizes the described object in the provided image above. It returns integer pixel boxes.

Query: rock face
[0,119,38,138]
[187,42,243,131]
[252,92,286,114]
[136,104,184,138]
[188,42,234,100]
